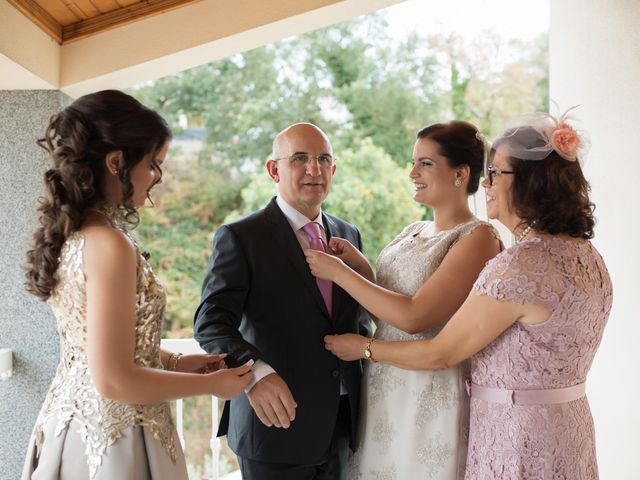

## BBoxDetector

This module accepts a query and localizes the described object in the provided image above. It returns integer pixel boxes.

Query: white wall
[550,1,640,477]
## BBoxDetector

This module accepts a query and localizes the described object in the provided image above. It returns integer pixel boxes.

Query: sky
[383,0,549,41]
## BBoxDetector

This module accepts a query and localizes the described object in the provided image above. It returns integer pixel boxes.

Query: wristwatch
[364,337,376,362]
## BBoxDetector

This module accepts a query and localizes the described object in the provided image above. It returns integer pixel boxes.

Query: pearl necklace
[516,224,533,243]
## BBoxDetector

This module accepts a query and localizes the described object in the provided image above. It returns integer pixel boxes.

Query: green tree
[130,14,448,170]
[132,47,329,170]
[300,24,446,166]
[426,32,549,136]
[134,154,249,335]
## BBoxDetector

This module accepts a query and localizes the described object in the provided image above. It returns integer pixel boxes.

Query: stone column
[551,1,640,477]
[0,90,69,480]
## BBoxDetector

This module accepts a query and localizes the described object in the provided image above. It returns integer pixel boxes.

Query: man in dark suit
[194,122,371,479]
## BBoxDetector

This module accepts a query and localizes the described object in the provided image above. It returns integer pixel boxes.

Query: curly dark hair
[417,120,486,194]
[491,126,595,239]
[25,90,171,300]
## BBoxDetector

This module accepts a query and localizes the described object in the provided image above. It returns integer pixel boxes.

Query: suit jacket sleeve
[194,224,261,366]
[355,228,374,338]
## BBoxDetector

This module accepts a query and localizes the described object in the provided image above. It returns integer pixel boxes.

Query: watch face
[364,349,371,359]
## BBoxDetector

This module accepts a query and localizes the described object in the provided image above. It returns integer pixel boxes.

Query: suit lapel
[263,199,331,319]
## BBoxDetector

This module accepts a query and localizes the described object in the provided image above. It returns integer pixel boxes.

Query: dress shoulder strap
[454,219,504,249]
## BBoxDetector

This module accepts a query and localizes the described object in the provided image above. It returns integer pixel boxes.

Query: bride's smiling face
[409,138,461,208]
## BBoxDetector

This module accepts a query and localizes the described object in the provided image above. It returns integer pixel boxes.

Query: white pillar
[551,1,640,477]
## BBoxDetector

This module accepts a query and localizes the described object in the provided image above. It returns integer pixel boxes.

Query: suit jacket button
[331,369,340,378]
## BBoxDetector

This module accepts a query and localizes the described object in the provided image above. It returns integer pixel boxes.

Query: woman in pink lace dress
[311,111,612,479]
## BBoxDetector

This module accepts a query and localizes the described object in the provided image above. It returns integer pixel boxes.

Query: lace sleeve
[472,241,560,310]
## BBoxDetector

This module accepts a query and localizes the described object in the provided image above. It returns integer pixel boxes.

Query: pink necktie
[302,222,333,316]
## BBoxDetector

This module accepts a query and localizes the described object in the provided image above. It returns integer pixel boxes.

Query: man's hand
[247,373,297,428]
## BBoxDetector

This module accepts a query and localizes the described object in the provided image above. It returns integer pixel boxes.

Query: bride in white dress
[305,121,502,479]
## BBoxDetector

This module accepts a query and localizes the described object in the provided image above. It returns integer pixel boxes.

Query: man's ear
[266,159,279,182]
[105,151,123,176]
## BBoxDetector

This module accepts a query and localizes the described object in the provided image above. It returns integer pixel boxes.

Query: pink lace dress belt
[465,380,586,405]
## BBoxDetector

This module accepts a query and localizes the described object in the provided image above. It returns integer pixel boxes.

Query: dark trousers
[238,396,351,480]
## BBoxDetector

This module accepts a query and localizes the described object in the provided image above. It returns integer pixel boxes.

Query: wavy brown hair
[25,90,171,300]
[491,126,595,239]
[417,120,486,194]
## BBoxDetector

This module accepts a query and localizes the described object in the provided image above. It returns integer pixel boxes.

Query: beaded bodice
[33,231,177,478]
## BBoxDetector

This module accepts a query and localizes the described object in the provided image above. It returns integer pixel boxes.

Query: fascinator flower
[493,105,590,164]
[550,123,581,161]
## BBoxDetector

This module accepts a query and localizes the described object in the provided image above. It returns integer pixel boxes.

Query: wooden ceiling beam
[7,0,63,43]
[62,0,203,43]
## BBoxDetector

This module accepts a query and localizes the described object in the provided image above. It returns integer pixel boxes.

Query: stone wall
[0,90,69,480]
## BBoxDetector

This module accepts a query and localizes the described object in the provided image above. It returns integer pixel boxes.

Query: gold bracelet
[364,337,376,363]
[167,352,183,371]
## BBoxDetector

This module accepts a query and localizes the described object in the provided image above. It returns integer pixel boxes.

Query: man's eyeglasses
[274,153,335,168]
[486,164,514,186]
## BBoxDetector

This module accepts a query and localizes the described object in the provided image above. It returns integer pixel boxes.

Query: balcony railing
[161,338,239,480]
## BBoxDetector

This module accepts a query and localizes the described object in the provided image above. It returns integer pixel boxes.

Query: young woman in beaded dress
[22,90,254,480]
[313,111,612,479]
[306,121,502,479]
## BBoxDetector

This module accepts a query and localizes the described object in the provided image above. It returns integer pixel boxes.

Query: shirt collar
[276,195,324,232]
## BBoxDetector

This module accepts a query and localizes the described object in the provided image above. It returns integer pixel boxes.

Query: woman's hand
[327,237,363,266]
[328,237,374,282]
[175,353,227,374]
[324,334,368,361]
[208,360,254,400]
[305,249,347,282]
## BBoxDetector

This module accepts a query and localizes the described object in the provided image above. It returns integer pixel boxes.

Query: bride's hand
[328,237,373,281]
[327,237,356,262]
[175,353,227,374]
[324,334,367,361]
[304,249,346,282]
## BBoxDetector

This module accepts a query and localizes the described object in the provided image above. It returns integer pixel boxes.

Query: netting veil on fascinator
[492,105,590,164]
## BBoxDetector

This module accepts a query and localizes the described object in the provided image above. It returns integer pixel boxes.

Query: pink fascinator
[493,106,590,163]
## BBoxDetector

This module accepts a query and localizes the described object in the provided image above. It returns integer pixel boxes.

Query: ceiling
[2,0,404,96]
[7,0,203,44]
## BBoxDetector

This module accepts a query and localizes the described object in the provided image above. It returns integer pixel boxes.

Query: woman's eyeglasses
[486,164,514,186]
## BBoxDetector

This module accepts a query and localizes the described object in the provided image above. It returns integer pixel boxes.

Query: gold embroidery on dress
[32,232,177,478]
